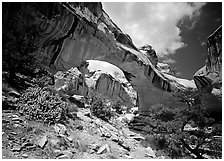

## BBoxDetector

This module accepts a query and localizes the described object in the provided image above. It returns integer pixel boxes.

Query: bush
[141,90,222,159]
[88,89,123,121]
[17,86,69,124]
[90,98,115,122]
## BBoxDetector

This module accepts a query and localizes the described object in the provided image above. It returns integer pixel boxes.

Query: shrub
[88,89,123,121]
[141,89,222,159]
[90,98,115,122]
[17,86,69,124]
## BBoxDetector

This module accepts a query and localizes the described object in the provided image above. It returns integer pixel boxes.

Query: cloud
[162,58,176,64]
[103,2,206,57]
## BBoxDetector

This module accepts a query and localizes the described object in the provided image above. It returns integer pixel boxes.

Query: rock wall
[54,67,88,97]
[95,73,134,107]
[194,26,222,90]
[193,26,222,118]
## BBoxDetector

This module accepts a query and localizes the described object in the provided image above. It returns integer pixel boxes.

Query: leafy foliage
[17,86,69,124]
[140,90,222,159]
[2,3,43,80]
[88,89,123,122]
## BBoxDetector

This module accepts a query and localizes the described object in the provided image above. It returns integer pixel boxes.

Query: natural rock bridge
[39,2,188,115]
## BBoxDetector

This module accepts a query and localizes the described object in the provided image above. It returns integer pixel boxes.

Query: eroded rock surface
[95,73,134,107]
[194,26,222,119]
[194,26,222,90]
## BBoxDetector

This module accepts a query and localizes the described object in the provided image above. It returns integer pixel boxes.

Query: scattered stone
[2,149,18,159]
[67,104,79,113]
[131,134,145,141]
[107,153,120,159]
[9,90,21,97]
[72,94,85,102]
[122,114,135,124]
[22,153,28,158]
[158,156,165,159]
[21,142,34,148]
[54,124,67,135]
[9,132,17,135]
[12,114,19,118]
[90,143,99,151]
[67,136,73,142]
[145,147,156,158]
[116,140,130,151]
[12,117,23,123]
[36,135,47,149]
[125,155,134,159]
[7,135,15,140]
[122,128,136,137]
[13,124,20,128]
[111,136,119,142]
[97,144,110,154]
[77,125,83,130]
[57,154,69,159]
[56,151,73,159]
[11,145,21,152]
[184,124,199,131]
[130,107,138,114]
[2,119,10,124]
[77,112,92,122]
[101,132,111,138]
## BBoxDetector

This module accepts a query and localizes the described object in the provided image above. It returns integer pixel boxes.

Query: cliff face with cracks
[194,26,222,90]
[34,2,191,114]
[95,73,134,107]
[193,26,222,118]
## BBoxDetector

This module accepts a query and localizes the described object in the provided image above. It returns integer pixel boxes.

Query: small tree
[2,3,43,85]
[140,90,222,159]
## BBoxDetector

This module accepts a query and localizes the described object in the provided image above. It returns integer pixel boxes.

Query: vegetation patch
[17,86,69,124]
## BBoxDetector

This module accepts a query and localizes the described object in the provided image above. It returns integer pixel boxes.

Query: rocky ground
[2,105,165,159]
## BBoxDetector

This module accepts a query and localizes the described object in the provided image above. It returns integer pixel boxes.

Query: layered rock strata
[95,73,134,107]
[194,26,222,90]
[194,26,222,119]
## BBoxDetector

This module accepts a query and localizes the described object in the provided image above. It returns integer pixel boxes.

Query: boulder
[54,68,88,97]
[122,114,135,124]
[139,44,158,67]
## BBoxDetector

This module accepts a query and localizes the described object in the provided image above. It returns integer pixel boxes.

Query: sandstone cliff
[193,26,222,118]
[194,26,222,90]
[94,73,135,107]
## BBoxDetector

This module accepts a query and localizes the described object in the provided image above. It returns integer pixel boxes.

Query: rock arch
[39,2,180,115]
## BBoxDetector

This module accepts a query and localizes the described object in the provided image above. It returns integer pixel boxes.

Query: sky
[88,2,222,80]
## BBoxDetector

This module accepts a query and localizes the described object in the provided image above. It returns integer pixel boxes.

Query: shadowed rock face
[194,26,222,90]
[95,73,134,107]
[194,26,222,118]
